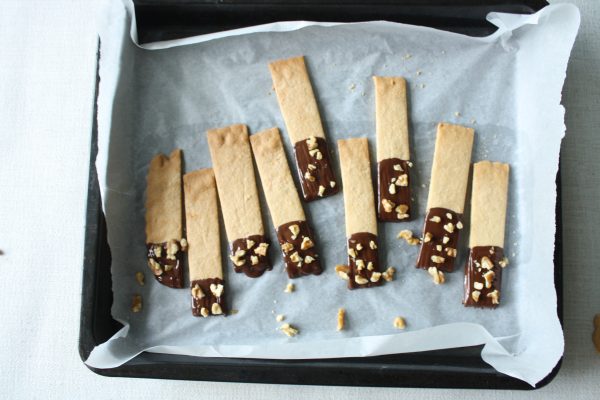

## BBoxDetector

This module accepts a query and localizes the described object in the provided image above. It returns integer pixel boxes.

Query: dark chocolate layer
[463,246,505,308]
[146,240,185,288]
[191,278,227,317]
[347,232,383,289]
[377,158,412,222]
[276,220,322,278]
[230,235,272,278]
[294,136,339,201]
[416,207,463,272]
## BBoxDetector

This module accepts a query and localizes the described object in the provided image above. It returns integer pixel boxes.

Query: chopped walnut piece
[356,243,363,251]
[330,181,336,188]
[393,317,406,330]
[443,223,455,233]
[307,164,317,171]
[395,204,409,214]
[366,262,374,271]
[487,290,500,305]
[429,216,441,223]
[370,271,382,282]
[164,263,174,272]
[200,307,209,317]
[442,236,450,244]
[131,295,142,313]
[445,248,457,258]
[446,212,453,220]
[306,136,318,150]
[250,255,259,265]
[382,198,395,213]
[335,265,350,280]
[211,303,223,315]
[279,323,299,337]
[393,164,403,171]
[369,240,377,250]
[436,245,442,252]
[354,275,369,285]
[135,272,145,286]
[382,267,396,282]
[166,239,179,259]
[281,242,294,253]
[431,255,445,264]
[289,252,301,263]
[483,271,495,289]
[304,255,315,264]
[337,308,346,331]
[398,230,413,240]
[276,314,285,322]
[348,248,357,258]
[284,283,295,293]
[191,284,204,299]
[355,259,365,270]
[229,254,245,267]
[154,245,162,258]
[235,249,246,257]
[300,236,314,250]
[473,282,484,290]
[456,221,463,230]
[396,174,408,186]
[423,232,432,243]
[499,257,509,268]
[317,185,326,197]
[246,239,255,249]
[471,290,481,302]
[481,256,494,270]
[148,258,163,276]
[210,283,224,298]
[254,242,269,256]
[428,267,445,285]
[388,183,397,195]
[304,171,316,182]
[289,224,300,239]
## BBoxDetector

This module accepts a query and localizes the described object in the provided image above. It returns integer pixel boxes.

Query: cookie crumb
[279,323,299,337]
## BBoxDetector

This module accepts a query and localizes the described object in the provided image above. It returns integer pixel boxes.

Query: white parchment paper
[86,0,580,386]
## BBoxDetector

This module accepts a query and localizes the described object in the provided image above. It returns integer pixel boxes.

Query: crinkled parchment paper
[86,0,579,386]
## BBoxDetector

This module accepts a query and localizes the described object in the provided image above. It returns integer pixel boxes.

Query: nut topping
[131,295,142,313]
[167,239,179,259]
[289,224,300,239]
[279,323,299,337]
[300,236,314,250]
[445,248,457,258]
[369,240,377,250]
[330,181,336,188]
[436,245,442,252]
[429,216,441,223]
[348,248,357,258]
[306,136,318,150]
[211,303,223,315]
[443,223,455,233]
[393,164,403,171]
[281,242,294,253]
[200,307,209,317]
[486,290,500,305]
[191,284,204,299]
[382,199,395,213]
[289,252,301,263]
[396,174,408,187]
[431,255,445,264]
[471,290,481,302]
[246,239,255,249]
[428,267,445,285]
[254,242,269,256]
[317,185,325,197]
[483,270,495,289]
[473,282,484,290]
[335,264,350,280]
[481,256,494,270]
[307,164,317,171]
[366,261,374,271]
[354,275,369,285]
[370,271,382,282]
[388,183,396,195]
[382,267,396,282]
[210,283,224,298]
[393,317,406,330]
[423,232,432,243]
[304,171,316,182]
[180,238,188,250]
[304,255,315,264]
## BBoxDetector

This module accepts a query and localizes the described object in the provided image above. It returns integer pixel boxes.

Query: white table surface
[0,0,598,398]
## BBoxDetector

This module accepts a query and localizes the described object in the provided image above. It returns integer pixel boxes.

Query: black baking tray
[79,0,563,389]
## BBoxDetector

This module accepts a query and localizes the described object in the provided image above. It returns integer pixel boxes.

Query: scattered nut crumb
[251,255,259,265]
[276,314,285,322]
[382,267,396,282]
[388,183,396,195]
[335,264,350,280]
[499,257,509,268]
[423,232,432,243]
[229,309,239,315]
[416,70,422,76]
[397,230,420,245]
[420,83,426,89]
[284,283,295,293]
[456,221,463,230]
[393,317,406,330]
[428,267,445,285]
[470,118,477,124]
[180,238,188,250]
[337,308,346,331]
[349,83,356,90]
[403,53,412,59]
[135,272,145,286]
[279,323,299,337]
[131,295,142,313]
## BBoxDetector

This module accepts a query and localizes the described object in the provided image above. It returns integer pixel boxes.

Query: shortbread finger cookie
[250,128,322,278]
[463,161,510,308]
[269,56,339,201]
[145,149,186,288]
[184,169,227,317]
[373,76,413,221]
[416,123,474,274]
[338,138,382,289]
[207,124,271,278]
